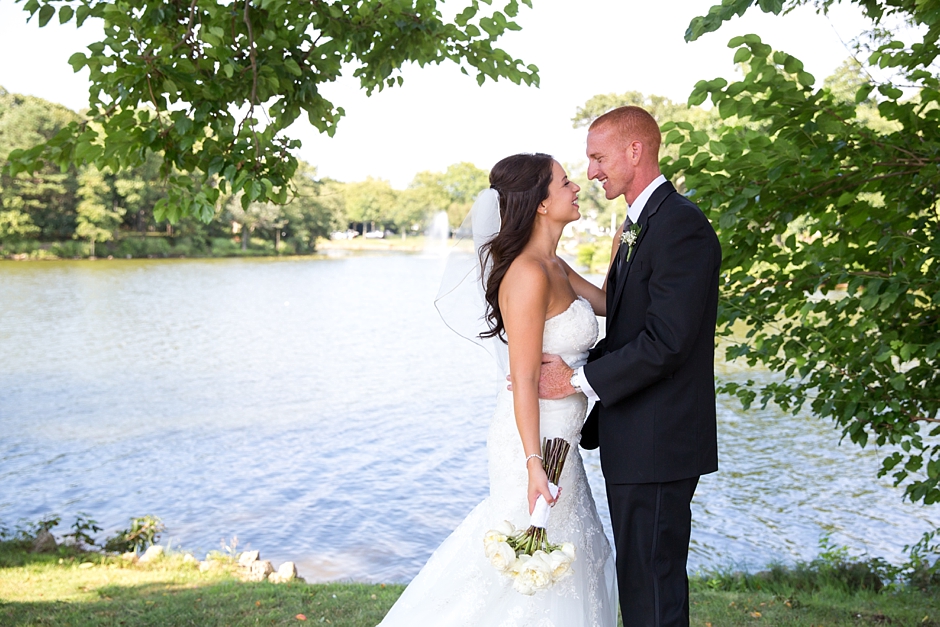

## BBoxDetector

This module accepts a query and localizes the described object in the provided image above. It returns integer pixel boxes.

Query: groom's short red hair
[589,106,662,159]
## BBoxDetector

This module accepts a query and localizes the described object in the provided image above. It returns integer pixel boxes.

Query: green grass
[2,544,939,626]
[0,545,403,626]
[688,584,939,626]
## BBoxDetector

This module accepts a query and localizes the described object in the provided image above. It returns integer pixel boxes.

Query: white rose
[488,541,517,572]
[520,551,553,590]
[509,553,530,578]
[548,550,573,582]
[561,542,576,561]
[513,574,536,595]
[495,520,516,536]
[483,530,507,547]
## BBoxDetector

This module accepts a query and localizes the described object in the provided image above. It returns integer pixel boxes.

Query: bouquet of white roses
[483,437,577,595]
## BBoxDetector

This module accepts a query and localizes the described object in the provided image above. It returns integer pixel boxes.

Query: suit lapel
[608,182,677,322]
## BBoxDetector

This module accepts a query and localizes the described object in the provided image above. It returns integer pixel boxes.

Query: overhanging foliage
[667,0,940,505]
[4,0,538,222]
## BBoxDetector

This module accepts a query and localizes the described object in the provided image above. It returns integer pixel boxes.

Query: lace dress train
[378,297,617,627]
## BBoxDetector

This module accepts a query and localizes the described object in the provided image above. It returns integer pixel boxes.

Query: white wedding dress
[378,296,618,627]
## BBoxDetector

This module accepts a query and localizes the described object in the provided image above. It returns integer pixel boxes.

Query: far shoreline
[0,234,443,261]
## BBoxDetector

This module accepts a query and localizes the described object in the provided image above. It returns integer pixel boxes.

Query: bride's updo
[479,152,554,341]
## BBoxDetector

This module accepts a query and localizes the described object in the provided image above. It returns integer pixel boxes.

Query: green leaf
[757,0,783,13]
[75,4,91,26]
[58,5,74,24]
[663,129,683,145]
[718,97,736,119]
[878,84,903,100]
[708,140,727,155]
[733,47,751,63]
[284,58,302,76]
[783,55,803,74]
[37,4,55,26]
[837,191,856,207]
[692,152,711,168]
[688,89,708,107]
[68,52,87,72]
[854,84,875,103]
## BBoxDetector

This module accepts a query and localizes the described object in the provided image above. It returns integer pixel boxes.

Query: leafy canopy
[4,0,538,222]
[668,0,940,506]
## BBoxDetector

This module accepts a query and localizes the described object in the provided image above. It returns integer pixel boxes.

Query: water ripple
[0,256,936,582]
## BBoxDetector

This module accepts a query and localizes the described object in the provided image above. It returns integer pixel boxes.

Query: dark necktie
[615,214,634,275]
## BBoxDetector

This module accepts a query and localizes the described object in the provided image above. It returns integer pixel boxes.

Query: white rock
[198,560,212,572]
[121,552,137,562]
[277,562,297,580]
[183,554,197,565]
[238,550,260,567]
[138,545,164,563]
[269,561,297,584]
[248,559,274,581]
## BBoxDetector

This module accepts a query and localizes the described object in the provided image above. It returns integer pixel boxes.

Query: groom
[539,106,720,626]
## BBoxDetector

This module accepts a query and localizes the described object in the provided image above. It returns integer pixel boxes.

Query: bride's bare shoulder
[502,254,550,292]
[499,255,551,315]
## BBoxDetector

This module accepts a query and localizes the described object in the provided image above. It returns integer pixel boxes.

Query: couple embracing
[379,105,721,627]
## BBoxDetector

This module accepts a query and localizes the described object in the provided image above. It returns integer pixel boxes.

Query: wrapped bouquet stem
[484,437,577,595]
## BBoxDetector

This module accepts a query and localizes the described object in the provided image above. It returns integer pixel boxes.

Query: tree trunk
[241,225,248,250]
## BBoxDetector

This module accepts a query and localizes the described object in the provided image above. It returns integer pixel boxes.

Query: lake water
[0,254,936,582]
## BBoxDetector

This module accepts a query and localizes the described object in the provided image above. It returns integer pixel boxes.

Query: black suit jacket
[580,181,721,485]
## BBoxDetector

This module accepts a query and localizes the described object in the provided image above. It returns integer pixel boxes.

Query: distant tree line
[0,88,488,258]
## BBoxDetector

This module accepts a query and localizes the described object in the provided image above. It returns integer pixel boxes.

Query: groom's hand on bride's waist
[506,353,577,399]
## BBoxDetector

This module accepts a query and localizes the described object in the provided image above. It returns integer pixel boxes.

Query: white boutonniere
[620,224,642,262]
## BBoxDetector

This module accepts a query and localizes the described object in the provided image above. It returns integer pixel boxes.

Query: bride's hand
[526,459,556,515]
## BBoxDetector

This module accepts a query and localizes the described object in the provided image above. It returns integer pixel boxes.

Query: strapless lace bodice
[541,296,598,371]
[378,295,616,627]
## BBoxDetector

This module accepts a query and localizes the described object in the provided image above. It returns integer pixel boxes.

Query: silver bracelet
[525,453,543,465]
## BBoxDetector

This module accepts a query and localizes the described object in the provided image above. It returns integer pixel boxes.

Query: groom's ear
[629,140,644,164]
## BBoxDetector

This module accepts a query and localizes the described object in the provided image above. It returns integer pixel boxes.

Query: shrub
[210,237,239,256]
[103,515,165,554]
[249,236,275,252]
[62,513,102,549]
[1,240,42,255]
[114,237,172,258]
[170,236,208,257]
[49,240,87,258]
[576,242,596,268]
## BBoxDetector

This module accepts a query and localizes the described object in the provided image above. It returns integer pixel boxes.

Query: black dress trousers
[606,477,699,627]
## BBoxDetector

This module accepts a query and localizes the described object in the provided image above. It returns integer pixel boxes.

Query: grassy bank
[0,544,404,626]
[2,543,938,626]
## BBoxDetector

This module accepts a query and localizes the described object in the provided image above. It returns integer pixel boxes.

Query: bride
[378,153,618,626]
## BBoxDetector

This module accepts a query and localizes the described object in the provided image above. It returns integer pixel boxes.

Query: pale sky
[0,0,871,187]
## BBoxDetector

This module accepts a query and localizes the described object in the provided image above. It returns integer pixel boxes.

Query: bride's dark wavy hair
[479,152,555,342]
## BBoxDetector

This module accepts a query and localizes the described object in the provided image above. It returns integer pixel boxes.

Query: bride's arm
[500,260,556,515]
[559,258,607,317]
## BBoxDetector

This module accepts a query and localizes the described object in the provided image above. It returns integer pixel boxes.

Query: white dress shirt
[573,174,668,402]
